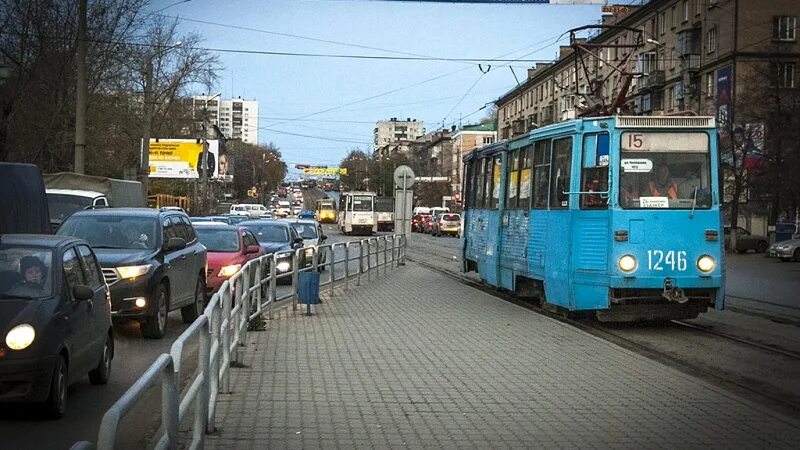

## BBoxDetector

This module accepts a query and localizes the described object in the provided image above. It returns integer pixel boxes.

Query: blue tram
[462,116,724,321]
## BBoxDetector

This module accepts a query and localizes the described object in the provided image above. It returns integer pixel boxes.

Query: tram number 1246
[648,250,687,271]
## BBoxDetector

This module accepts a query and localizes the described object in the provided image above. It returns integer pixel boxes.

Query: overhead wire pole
[74,0,87,174]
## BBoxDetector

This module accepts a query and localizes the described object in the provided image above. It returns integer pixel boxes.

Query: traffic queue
[0,163,322,418]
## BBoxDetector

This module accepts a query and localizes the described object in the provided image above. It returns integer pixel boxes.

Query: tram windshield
[618,132,712,209]
[351,195,373,212]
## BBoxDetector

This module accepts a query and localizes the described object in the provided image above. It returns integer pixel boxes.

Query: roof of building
[460,123,497,132]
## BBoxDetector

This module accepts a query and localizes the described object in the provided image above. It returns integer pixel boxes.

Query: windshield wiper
[689,186,698,219]
[0,293,36,300]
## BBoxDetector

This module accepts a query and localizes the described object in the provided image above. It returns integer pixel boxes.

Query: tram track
[405,253,800,419]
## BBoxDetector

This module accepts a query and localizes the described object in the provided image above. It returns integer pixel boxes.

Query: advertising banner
[147,139,221,179]
[303,167,348,175]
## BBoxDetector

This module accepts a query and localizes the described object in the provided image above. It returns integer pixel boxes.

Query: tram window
[532,140,551,209]
[619,132,712,209]
[479,158,489,208]
[505,150,520,209]
[581,133,610,209]
[550,137,573,209]
[518,145,533,209]
[490,155,501,209]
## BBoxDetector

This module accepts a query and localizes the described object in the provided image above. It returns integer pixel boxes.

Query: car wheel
[44,355,68,419]
[89,334,113,385]
[756,241,768,253]
[181,277,205,323]
[142,284,168,339]
[794,248,800,263]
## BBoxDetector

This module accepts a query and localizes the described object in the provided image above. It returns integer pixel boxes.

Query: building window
[707,27,717,53]
[671,6,676,28]
[659,12,666,35]
[705,72,714,97]
[682,0,689,22]
[774,16,797,42]
[696,0,702,15]
[777,63,796,88]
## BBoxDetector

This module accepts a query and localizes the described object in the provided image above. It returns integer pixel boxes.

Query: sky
[151,0,632,167]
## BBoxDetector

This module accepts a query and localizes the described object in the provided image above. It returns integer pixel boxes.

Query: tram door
[569,132,611,310]
[542,136,576,309]
[477,154,502,286]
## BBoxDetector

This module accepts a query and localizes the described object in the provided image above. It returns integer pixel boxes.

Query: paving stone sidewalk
[206,263,800,449]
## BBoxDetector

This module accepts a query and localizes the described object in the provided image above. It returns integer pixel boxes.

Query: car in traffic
[412,213,431,233]
[0,234,113,418]
[423,214,441,234]
[288,219,328,267]
[724,226,769,253]
[194,223,265,296]
[56,208,207,339]
[297,210,316,220]
[769,238,800,262]
[238,220,305,283]
[431,213,461,237]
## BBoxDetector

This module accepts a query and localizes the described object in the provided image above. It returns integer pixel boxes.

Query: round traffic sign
[393,165,415,189]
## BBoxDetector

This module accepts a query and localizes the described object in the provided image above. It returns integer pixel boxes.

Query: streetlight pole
[74,0,87,174]
[200,92,221,214]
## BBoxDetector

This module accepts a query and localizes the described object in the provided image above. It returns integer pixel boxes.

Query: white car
[289,219,328,266]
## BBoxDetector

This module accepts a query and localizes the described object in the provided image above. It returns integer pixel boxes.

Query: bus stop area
[200,262,800,449]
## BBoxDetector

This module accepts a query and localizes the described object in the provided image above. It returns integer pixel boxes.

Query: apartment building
[374,118,425,157]
[193,95,259,144]
[450,123,498,197]
[496,0,799,140]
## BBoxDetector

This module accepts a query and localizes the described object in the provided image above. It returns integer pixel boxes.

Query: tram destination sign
[621,132,709,153]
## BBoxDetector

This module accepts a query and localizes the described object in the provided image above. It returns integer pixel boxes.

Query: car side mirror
[245,244,261,254]
[293,237,304,247]
[320,234,327,242]
[165,237,187,251]
[73,284,94,301]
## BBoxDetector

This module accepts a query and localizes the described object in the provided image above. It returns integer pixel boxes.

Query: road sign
[393,165,415,189]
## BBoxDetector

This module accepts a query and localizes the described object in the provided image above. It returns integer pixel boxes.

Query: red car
[194,223,264,297]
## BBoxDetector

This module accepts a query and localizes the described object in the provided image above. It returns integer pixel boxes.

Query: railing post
[232,274,243,365]
[344,243,350,291]
[292,250,300,310]
[198,318,211,438]
[162,360,179,450]
[208,300,220,428]
[329,245,335,298]
[383,237,388,276]
[269,254,277,319]
[365,240,371,284]
[221,286,232,394]
[254,259,262,317]
[399,234,406,265]
[357,241,363,286]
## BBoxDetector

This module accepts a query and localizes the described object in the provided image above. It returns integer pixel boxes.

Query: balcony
[681,54,701,72]
[639,70,666,90]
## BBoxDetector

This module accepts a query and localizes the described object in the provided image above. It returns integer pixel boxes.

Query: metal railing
[71,234,406,450]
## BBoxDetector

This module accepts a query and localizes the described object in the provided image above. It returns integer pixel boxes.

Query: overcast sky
[154,0,627,166]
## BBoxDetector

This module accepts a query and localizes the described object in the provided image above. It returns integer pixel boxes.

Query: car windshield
[196,228,240,252]
[0,245,54,299]
[352,196,373,211]
[57,215,158,250]
[292,223,318,239]
[47,194,93,223]
[247,224,289,243]
[618,132,712,209]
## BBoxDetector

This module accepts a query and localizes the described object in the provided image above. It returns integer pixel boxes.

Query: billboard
[303,167,348,175]
[147,139,223,179]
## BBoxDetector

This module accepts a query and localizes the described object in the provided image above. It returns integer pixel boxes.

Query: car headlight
[276,251,292,259]
[116,264,152,280]
[276,261,291,272]
[618,255,637,273]
[697,255,715,273]
[218,264,242,278]
[6,324,35,350]
[304,247,314,257]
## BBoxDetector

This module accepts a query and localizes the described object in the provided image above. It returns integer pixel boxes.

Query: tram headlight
[617,254,637,273]
[697,255,716,273]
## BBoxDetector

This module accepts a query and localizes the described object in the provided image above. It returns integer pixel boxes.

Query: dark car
[0,234,113,418]
[57,208,207,339]
[724,226,769,253]
[239,220,304,282]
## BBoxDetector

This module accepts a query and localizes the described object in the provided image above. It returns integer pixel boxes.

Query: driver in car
[123,225,149,248]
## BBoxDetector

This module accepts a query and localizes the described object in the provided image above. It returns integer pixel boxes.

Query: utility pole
[74,0,87,174]
[200,93,221,214]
